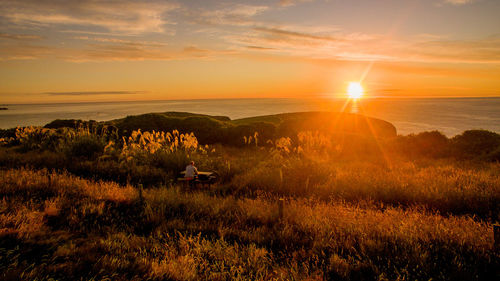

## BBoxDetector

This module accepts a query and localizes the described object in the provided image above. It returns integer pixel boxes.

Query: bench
[177,171,218,188]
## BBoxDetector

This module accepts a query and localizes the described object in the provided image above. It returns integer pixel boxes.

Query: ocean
[1,97,499,137]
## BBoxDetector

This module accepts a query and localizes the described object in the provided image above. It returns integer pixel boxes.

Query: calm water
[1,98,499,136]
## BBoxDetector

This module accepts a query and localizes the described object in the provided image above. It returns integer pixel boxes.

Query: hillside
[1,122,499,280]
[39,111,397,146]
[1,111,500,280]
[233,112,397,139]
[98,111,397,145]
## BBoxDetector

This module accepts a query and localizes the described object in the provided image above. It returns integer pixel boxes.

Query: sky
[0,0,499,103]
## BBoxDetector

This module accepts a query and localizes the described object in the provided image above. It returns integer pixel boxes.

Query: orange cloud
[443,0,475,5]
[1,0,179,35]
[0,32,42,41]
[44,91,145,96]
[190,4,269,26]
[279,0,315,7]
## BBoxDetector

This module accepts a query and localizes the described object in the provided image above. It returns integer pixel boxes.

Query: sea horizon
[1,97,499,137]
[2,95,500,106]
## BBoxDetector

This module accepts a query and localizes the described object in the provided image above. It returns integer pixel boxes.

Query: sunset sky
[1,0,499,103]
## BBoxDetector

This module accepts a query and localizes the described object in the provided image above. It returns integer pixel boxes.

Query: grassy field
[1,168,497,280]
[0,116,499,280]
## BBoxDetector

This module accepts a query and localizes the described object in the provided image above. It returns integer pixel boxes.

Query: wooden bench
[177,171,218,188]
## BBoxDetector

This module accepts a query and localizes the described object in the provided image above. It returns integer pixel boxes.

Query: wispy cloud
[279,0,294,6]
[246,45,276,50]
[224,25,390,61]
[224,24,500,64]
[0,34,231,62]
[0,0,497,65]
[409,37,500,63]
[279,0,315,7]
[64,43,172,62]
[192,4,269,26]
[182,46,211,57]
[0,32,42,40]
[443,0,475,5]
[44,91,145,96]
[73,36,169,47]
[0,0,179,35]
[0,43,52,60]
[0,35,172,62]
[253,27,342,42]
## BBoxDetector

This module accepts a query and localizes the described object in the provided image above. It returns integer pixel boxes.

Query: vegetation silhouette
[0,112,499,280]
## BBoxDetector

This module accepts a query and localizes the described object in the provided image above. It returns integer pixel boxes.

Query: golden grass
[0,168,137,202]
[233,157,500,220]
[1,126,499,280]
[0,168,498,280]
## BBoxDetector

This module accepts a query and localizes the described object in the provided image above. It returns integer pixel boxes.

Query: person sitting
[185,161,198,187]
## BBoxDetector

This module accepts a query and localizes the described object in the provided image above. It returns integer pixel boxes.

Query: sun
[347,82,364,99]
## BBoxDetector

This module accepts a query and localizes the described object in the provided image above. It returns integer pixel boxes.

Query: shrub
[152,150,190,174]
[0,128,16,139]
[44,119,93,129]
[394,131,450,158]
[65,135,106,160]
[180,116,225,144]
[225,125,257,146]
[451,130,500,159]
[15,126,63,151]
[227,122,277,146]
[113,113,231,145]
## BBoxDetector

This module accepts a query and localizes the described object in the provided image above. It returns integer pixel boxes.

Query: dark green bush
[44,119,91,129]
[451,130,500,159]
[394,131,449,158]
[152,150,190,174]
[65,135,106,160]
[180,116,225,144]
[0,128,17,139]
[114,113,231,143]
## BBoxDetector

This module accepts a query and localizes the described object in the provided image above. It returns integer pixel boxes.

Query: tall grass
[1,127,213,186]
[1,127,499,219]
[231,155,500,220]
[0,168,497,280]
[1,125,499,280]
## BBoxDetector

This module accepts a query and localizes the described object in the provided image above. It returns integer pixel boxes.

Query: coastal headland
[0,111,498,280]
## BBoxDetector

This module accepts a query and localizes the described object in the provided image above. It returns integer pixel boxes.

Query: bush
[0,128,17,139]
[15,127,64,152]
[65,135,106,159]
[180,116,225,144]
[451,130,500,160]
[44,119,94,129]
[226,122,277,146]
[152,150,190,174]
[394,131,449,158]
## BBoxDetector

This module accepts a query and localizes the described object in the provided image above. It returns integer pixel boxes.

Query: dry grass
[1,127,499,280]
[1,169,498,280]
[232,157,500,220]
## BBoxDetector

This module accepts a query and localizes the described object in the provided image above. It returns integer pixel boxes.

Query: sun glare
[347,82,364,99]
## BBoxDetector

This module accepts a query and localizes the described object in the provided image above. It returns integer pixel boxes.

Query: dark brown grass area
[2,126,500,220]
[1,144,499,221]
[1,126,500,280]
[1,169,498,281]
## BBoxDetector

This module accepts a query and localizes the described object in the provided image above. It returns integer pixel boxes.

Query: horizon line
[2,95,500,106]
